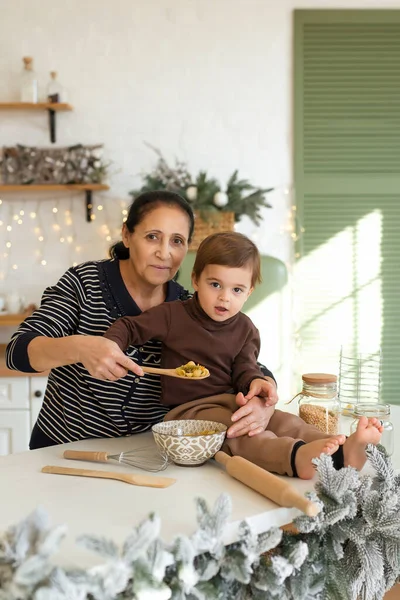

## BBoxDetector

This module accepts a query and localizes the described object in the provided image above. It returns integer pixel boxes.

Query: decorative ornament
[213,191,229,208]
[185,185,198,202]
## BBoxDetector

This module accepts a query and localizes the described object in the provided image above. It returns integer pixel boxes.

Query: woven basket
[189,211,235,250]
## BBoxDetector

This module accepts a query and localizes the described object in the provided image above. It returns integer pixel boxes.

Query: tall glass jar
[21,57,38,103]
[350,403,394,456]
[298,373,340,435]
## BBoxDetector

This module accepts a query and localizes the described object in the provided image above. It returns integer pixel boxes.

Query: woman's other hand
[77,336,143,381]
[226,377,279,438]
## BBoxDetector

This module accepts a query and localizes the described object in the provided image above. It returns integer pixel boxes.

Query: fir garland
[0,445,399,600]
[129,146,273,226]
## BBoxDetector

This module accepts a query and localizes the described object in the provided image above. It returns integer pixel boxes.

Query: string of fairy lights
[0,187,303,281]
[279,186,305,260]
[0,195,130,280]
[257,185,302,268]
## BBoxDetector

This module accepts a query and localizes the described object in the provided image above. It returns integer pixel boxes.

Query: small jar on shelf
[298,373,340,435]
[350,403,394,456]
[46,71,67,103]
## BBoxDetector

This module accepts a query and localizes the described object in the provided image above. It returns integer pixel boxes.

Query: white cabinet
[0,376,47,455]
[0,411,31,455]
[0,378,30,409]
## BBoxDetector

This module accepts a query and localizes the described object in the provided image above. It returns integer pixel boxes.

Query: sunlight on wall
[248,291,284,375]
[294,210,382,376]
[247,282,293,401]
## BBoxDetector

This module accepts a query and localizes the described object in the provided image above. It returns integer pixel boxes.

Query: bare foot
[343,416,383,470]
[295,435,346,479]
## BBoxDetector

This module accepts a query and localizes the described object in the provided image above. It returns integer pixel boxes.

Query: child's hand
[244,378,278,407]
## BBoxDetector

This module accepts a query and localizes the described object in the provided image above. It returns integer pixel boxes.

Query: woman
[6,191,277,449]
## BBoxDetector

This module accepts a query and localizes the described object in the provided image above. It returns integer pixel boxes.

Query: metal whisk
[63,446,169,472]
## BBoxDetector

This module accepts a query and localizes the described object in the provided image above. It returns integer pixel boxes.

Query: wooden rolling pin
[41,465,176,488]
[214,452,320,517]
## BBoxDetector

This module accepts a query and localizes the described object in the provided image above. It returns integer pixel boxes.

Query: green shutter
[294,10,400,404]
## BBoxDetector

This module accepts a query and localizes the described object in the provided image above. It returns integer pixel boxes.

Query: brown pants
[164,393,331,476]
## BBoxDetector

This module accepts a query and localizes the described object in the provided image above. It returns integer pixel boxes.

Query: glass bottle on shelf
[46,71,67,103]
[297,373,340,435]
[350,403,394,456]
[20,57,38,103]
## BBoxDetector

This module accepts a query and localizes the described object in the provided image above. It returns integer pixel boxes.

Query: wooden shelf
[0,103,108,219]
[0,102,73,142]
[0,184,110,222]
[0,313,28,327]
[0,102,73,111]
[0,184,109,192]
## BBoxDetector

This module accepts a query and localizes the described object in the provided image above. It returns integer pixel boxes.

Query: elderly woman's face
[122,205,191,286]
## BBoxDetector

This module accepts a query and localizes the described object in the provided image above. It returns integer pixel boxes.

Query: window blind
[294,10,400,404]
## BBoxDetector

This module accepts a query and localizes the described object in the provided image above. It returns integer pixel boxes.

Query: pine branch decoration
[1,448,400,599]
[291,445,400,600]
[130,146,273,226]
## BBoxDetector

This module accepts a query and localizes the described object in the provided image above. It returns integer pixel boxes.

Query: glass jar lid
[302,373,337,385]
[353,403,390,418]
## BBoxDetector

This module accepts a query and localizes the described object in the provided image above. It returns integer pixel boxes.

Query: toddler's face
[192,264,253,322]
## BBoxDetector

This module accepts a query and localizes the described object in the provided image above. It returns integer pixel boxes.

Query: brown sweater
[104,294,264,406]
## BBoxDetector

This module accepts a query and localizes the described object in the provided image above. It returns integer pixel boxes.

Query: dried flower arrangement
[0,144,109,185]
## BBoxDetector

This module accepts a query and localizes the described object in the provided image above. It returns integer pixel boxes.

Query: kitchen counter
[1,407,399,571]
[0,432,315,569]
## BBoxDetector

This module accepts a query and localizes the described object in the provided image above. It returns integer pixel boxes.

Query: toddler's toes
[323,441,339,455]
[367,417,384,433]
[332,434,346,445]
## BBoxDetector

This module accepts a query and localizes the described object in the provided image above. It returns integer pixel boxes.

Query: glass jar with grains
[297,373,340,435]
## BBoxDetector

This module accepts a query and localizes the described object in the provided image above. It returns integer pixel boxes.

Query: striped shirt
[6,258,191,444]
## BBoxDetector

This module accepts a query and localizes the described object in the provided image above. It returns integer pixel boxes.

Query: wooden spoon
[142,366,210,379]
[41,465,176,488]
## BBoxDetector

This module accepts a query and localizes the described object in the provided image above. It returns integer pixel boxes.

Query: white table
[1,405,399,569]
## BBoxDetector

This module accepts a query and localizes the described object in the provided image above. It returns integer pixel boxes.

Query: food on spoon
[175,361,210,378]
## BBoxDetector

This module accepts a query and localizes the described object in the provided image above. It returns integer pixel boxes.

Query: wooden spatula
[41,465,176,488]
[214,452,320,516]
[142,366,209,379]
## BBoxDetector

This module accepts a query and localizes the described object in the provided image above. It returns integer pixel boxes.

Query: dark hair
[192,232,262,287]
[109,190,195,259]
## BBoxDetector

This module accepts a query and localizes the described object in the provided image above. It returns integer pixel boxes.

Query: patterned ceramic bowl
[152,420,227,466]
